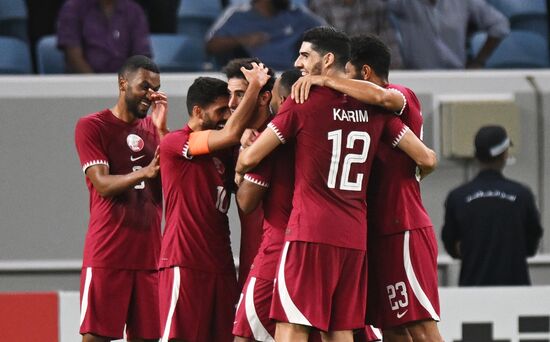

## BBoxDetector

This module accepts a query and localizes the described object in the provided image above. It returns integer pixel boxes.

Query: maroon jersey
[367,84,433,236]
[269,86,406,250]
[244,143,294,280]
[74,109,162,270]
[159,125,235,274]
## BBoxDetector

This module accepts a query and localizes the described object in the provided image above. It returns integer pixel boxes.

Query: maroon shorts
[233,276,276,341]
[270,241,367,332]
[159,266,239,342]
[366,227,440,329]
[79,267,160,340]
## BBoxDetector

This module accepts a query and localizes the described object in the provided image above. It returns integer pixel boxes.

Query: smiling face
[227,78,249,114]
[200,96,230,130]
[122,68,161,119]
[294,42,323,76]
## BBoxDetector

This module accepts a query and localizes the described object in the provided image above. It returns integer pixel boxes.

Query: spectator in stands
[386,0,510,69]
[442,125,543,286]
[135,0,180,33]
[206,0,325,70]
[57,0,152,73]
[308,0,403,69]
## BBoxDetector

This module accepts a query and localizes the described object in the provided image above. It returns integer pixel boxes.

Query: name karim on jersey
[333,108,369,123]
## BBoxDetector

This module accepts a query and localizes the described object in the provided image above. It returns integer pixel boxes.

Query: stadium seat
[488,0,546,18]
[150,34,208,72]
[472,30,549,69]
[510,13,548,38]
[177,0,221,40]
[0,0,28,41]
[36,35,65,74]
[0,36,32,74]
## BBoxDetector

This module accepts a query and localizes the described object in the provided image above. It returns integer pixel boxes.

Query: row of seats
[0,34,211,74]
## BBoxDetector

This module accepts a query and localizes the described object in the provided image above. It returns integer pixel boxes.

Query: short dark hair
[222,57,275,93]
[301,26,350,69]
[349,34,391,80]
[186,77,229,115]
[278,69,302,97]
[118,55,160,78]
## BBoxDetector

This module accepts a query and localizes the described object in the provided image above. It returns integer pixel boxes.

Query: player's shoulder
[161,127,189,145]
[76,109,110,130]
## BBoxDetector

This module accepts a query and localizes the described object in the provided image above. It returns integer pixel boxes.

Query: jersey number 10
[327,130,371,191]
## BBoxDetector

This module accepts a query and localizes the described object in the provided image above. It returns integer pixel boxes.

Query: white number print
[327,130,371,191]
[132,166,145,189]
[216,186,229,213]
[387,281,409,311]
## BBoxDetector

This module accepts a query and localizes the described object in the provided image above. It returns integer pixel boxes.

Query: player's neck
[110,104,136,124]
[324,68,347,79]
[187,117,202,131]
[249,108,271,130]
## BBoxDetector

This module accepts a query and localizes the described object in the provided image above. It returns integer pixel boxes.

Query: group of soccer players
[75,25,443,342]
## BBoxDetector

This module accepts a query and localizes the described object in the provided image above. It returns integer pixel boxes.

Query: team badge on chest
[126,134,144,152]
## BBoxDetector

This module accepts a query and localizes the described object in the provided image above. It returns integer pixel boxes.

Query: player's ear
[323,52,335,69]
[191,105,202,118]
[118,75,127,92]
[258,91,272,107]
[362,65,372,81]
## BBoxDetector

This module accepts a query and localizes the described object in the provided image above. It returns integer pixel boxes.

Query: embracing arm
[236,129,281,178]
[292,76,405,113]
[237,179,268,214]
[396,129,437,179]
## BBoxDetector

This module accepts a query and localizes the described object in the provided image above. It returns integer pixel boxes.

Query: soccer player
[233,69,302,342]
[292,34,443,341]
[222,58,276,291]
[158,63,270,342]
[74,55,168,342]
[236,27,436,342]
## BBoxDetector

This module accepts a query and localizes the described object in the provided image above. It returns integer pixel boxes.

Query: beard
[126,94,149,119]
[310,61,322,75]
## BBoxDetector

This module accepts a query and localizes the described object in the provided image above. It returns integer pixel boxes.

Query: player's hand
[149,90,169,137]
[237,32,269,48]
[240,128,260,148]
[291,75,327,104]
[241,62,271,90]
[235,172,244,187]
[143,146,160,179]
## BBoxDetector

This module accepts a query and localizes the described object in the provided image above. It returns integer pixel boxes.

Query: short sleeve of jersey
[75,116,109,173]
[383,115,409,148]
[244,152,275,188]
[268,101,301,144]
[161,129,193,160]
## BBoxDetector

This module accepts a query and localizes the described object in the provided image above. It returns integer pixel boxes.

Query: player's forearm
[91,168,152,197]
[325,77,403,112]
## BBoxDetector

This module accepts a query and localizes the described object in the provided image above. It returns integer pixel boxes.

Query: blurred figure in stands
[57,0,152,73]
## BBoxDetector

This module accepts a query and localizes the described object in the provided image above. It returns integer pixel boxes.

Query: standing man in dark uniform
[442,125,543,286]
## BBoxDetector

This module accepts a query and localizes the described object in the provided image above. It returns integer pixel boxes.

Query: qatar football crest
[126,134,144,152]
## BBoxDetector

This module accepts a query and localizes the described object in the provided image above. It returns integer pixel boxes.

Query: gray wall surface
[0,71,549,290]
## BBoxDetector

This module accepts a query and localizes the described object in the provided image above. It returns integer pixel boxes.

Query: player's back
[269,86,405,250]
[367,84,432,236]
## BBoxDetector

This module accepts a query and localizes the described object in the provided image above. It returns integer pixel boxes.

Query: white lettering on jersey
[333,108,368,122]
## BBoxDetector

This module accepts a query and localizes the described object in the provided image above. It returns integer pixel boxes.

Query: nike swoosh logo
[397,310,408,319]
[130,155,145,161]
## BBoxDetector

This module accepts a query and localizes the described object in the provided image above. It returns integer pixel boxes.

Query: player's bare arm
[235,128,281,177]
[292,75,404,113]
[149,89,169,138]
[236,179,268,214]
[240,128,260,149]
[396,129,437,178]
[85,147,160,197]
[190,63,271,155]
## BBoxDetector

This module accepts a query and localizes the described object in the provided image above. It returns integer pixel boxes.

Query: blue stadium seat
[177,0,221,40]
[510,13,548,38]
[0,36,32,74]
[36,35,65,74]
[150,34,208,72]
[229,0,308,5]
[472,30,549,69]
[489,0,546,18]
[0,0,28,41]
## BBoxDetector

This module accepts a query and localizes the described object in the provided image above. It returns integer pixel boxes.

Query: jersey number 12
[327,130,371,191]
